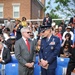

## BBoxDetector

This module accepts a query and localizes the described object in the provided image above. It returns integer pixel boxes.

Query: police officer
[39,26,60,75]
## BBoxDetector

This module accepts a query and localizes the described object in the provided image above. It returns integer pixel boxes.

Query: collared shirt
[47,34,52,41]
[22,36,27,44]
[0,47,4,59]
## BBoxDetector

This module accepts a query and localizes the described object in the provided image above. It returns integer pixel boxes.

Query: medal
[51,46,54,50]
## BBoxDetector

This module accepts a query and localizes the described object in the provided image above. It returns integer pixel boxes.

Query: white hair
[20,27,30,34]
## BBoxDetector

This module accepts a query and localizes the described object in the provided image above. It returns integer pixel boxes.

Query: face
[43,29,51,38]
[30,32,34,38]
[67,28,70,32]
[65,36,69,40]
[59,27,62,31]
[46,14,49,18]
[55,30,59,34]
[22,29,31,39]
[15,20,19,25]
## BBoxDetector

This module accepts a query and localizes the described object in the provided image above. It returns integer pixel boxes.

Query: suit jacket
[15,38,35,75]
[43,17,52,26]
[39,35,60,69]
[1,47,11,64]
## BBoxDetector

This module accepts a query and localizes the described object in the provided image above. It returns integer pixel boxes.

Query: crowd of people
[0,13,75,75]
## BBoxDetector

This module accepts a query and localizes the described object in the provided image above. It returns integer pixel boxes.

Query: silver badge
[51,46,54,50]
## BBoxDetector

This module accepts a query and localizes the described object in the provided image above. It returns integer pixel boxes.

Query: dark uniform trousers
[41,67,55,75]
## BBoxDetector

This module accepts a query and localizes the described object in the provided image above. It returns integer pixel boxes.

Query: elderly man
[15,27,35,75]
[39,26,60,75]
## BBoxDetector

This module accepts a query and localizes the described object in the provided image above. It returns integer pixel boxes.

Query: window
[0,4,4,18]
[38,10,40,18]
[12,3,20,18]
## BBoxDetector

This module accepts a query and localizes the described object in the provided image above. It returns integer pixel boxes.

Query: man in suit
[30,32,37,46]
[15,27,35,75]
[0,42,11,64]
[39,26,60,75]
[43,13,52,27]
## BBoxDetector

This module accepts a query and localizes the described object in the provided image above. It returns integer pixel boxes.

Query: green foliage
[46,0,75,18]
[49,12,59,19]
[43,7,46,12]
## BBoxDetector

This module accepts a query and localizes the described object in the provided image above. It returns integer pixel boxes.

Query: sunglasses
[26,32,31,34]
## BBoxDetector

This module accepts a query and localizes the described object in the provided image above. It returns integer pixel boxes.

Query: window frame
[12,3,20,18]
[0,4,4,18]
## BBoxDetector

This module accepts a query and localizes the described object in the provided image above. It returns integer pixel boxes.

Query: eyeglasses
[26,32,31,34]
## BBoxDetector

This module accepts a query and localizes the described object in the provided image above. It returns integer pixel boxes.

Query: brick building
[0,0,45,20]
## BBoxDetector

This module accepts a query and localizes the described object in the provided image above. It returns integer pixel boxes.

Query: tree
[45,0,75,18]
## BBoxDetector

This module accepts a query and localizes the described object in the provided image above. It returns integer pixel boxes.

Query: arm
[39,39,43,60]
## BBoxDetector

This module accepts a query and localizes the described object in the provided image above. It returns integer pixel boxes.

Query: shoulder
[52,35,60,41]
[15,38,23,43]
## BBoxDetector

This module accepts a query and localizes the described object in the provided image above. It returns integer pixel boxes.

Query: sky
[45,0,56,13]
[45,0,71,19]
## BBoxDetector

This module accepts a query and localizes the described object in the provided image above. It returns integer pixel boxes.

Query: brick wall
[0,0,44,20]
[31,0,44,19]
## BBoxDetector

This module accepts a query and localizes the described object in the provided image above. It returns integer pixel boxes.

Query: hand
[40,59,48,67]
[25,63,32,68]
[30,62,34,67]
[25,62,34,68]
[42,64,49,69]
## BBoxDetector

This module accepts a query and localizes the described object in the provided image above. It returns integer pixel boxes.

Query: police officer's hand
[43,60,48,67]
[41,59,48,67]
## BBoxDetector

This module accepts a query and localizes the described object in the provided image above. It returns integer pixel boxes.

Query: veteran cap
[40,25,51,32]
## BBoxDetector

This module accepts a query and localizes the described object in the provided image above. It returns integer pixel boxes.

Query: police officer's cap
[40,25,51,32]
